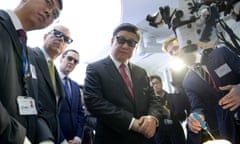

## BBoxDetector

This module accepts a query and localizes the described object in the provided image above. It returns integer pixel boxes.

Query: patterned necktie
[64,77,72,103]
[17,29,29,75]
[49,60,56,89]
[120,64,134,97]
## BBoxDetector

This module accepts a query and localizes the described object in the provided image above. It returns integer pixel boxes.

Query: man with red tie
[84,23,163,144]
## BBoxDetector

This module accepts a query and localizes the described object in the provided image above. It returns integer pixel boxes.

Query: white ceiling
[119,0,179,76]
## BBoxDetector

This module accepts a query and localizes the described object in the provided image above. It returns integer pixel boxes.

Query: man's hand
[219,84,240,111]
[131,118,142,133]
[138,116,157,138]
[187,113,205,134]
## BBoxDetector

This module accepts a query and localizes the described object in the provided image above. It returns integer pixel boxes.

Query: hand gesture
[219,84,240,111]
[187,113,205,134]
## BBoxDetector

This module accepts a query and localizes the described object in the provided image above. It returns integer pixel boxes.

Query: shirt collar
[5,9,23,30]
[110,54,128,69]
[58,71,67,82]
[40,48,52,62]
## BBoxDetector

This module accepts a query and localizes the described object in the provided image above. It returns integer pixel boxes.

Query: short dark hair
[149,75,162,83]
[58,0,63,10]
[62,49,79,58]
[112,23,141,41]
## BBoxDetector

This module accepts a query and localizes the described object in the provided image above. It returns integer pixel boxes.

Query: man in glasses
[0,0,62,143]
[58,49,85,144]
[29,24,73,143]
[83,23,163,144]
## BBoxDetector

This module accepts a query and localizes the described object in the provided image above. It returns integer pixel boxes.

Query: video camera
[146,0,240,53]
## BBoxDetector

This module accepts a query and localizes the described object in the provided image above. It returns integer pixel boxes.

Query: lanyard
[20,42,29,76]
[19,41,30,95]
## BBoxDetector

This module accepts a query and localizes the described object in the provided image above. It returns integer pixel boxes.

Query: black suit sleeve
[0,103,26,144]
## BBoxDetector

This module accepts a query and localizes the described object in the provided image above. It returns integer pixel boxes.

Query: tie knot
[64,76,68,81]
[120,63,126,69]
[17,29,27,44]
[49,59,54,65]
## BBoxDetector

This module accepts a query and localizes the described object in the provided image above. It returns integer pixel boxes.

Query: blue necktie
[64,77,72,103]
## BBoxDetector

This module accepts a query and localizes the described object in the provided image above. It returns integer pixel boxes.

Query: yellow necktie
[49,60,56,89]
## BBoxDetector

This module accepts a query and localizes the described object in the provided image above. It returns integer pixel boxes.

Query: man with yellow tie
[29,24,73,143]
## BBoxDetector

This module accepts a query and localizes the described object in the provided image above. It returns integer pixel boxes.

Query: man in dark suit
[150,75,187,144]
[58,49,85,144]
[183,62,220,144]
[184,45,240,144]
[29,25,72,143]
[84,23,163,144]
[203,46,240,144]
[0,0,62,143]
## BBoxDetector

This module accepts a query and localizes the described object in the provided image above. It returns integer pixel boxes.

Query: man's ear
[43,33,48,41]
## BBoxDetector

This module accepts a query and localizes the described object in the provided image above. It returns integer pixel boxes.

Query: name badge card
[17,96,37,115]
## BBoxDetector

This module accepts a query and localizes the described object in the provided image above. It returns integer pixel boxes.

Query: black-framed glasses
[44,0,60,19]
[116,36,138,47]
[66,56,79,64]
[52,29,73,44]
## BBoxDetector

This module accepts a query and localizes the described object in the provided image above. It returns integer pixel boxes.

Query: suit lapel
[55,66,65,106]
[34,48,55,92]
[0,10,22,60]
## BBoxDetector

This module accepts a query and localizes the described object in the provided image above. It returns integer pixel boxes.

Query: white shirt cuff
[74,136,82,144]
[24,137,31,144]
[39,141,54,144]
[60,139,68,144]
[128,117,135,130]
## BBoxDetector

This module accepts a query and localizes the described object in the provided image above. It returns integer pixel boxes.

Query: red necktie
[120,64,134,97]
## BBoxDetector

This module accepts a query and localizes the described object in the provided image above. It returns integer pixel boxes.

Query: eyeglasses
[116,36,138,47]
[52,29,73,44]
[66,56,79,64]
[44,0,60,19]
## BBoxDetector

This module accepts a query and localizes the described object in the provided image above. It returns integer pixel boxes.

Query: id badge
[17,96,37,115]
[214,63,232,78]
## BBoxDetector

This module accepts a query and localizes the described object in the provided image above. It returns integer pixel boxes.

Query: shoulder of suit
[0,10,9,22]
[89,56,109,66]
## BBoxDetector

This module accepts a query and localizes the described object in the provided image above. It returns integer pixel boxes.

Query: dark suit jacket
[155,91,187,144]
[29,47,65,143]
[84,56,162,144]
[59,79,85,143]
[183,67,219,144]
[0,10,53,144]
[206,46,240,144]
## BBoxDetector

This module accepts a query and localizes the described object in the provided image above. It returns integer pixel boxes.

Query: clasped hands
[131,115,157,138]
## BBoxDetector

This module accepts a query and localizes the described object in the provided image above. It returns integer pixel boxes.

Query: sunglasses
[66,56,79,64]
[116,36,138,47]
[52,29,73,44]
